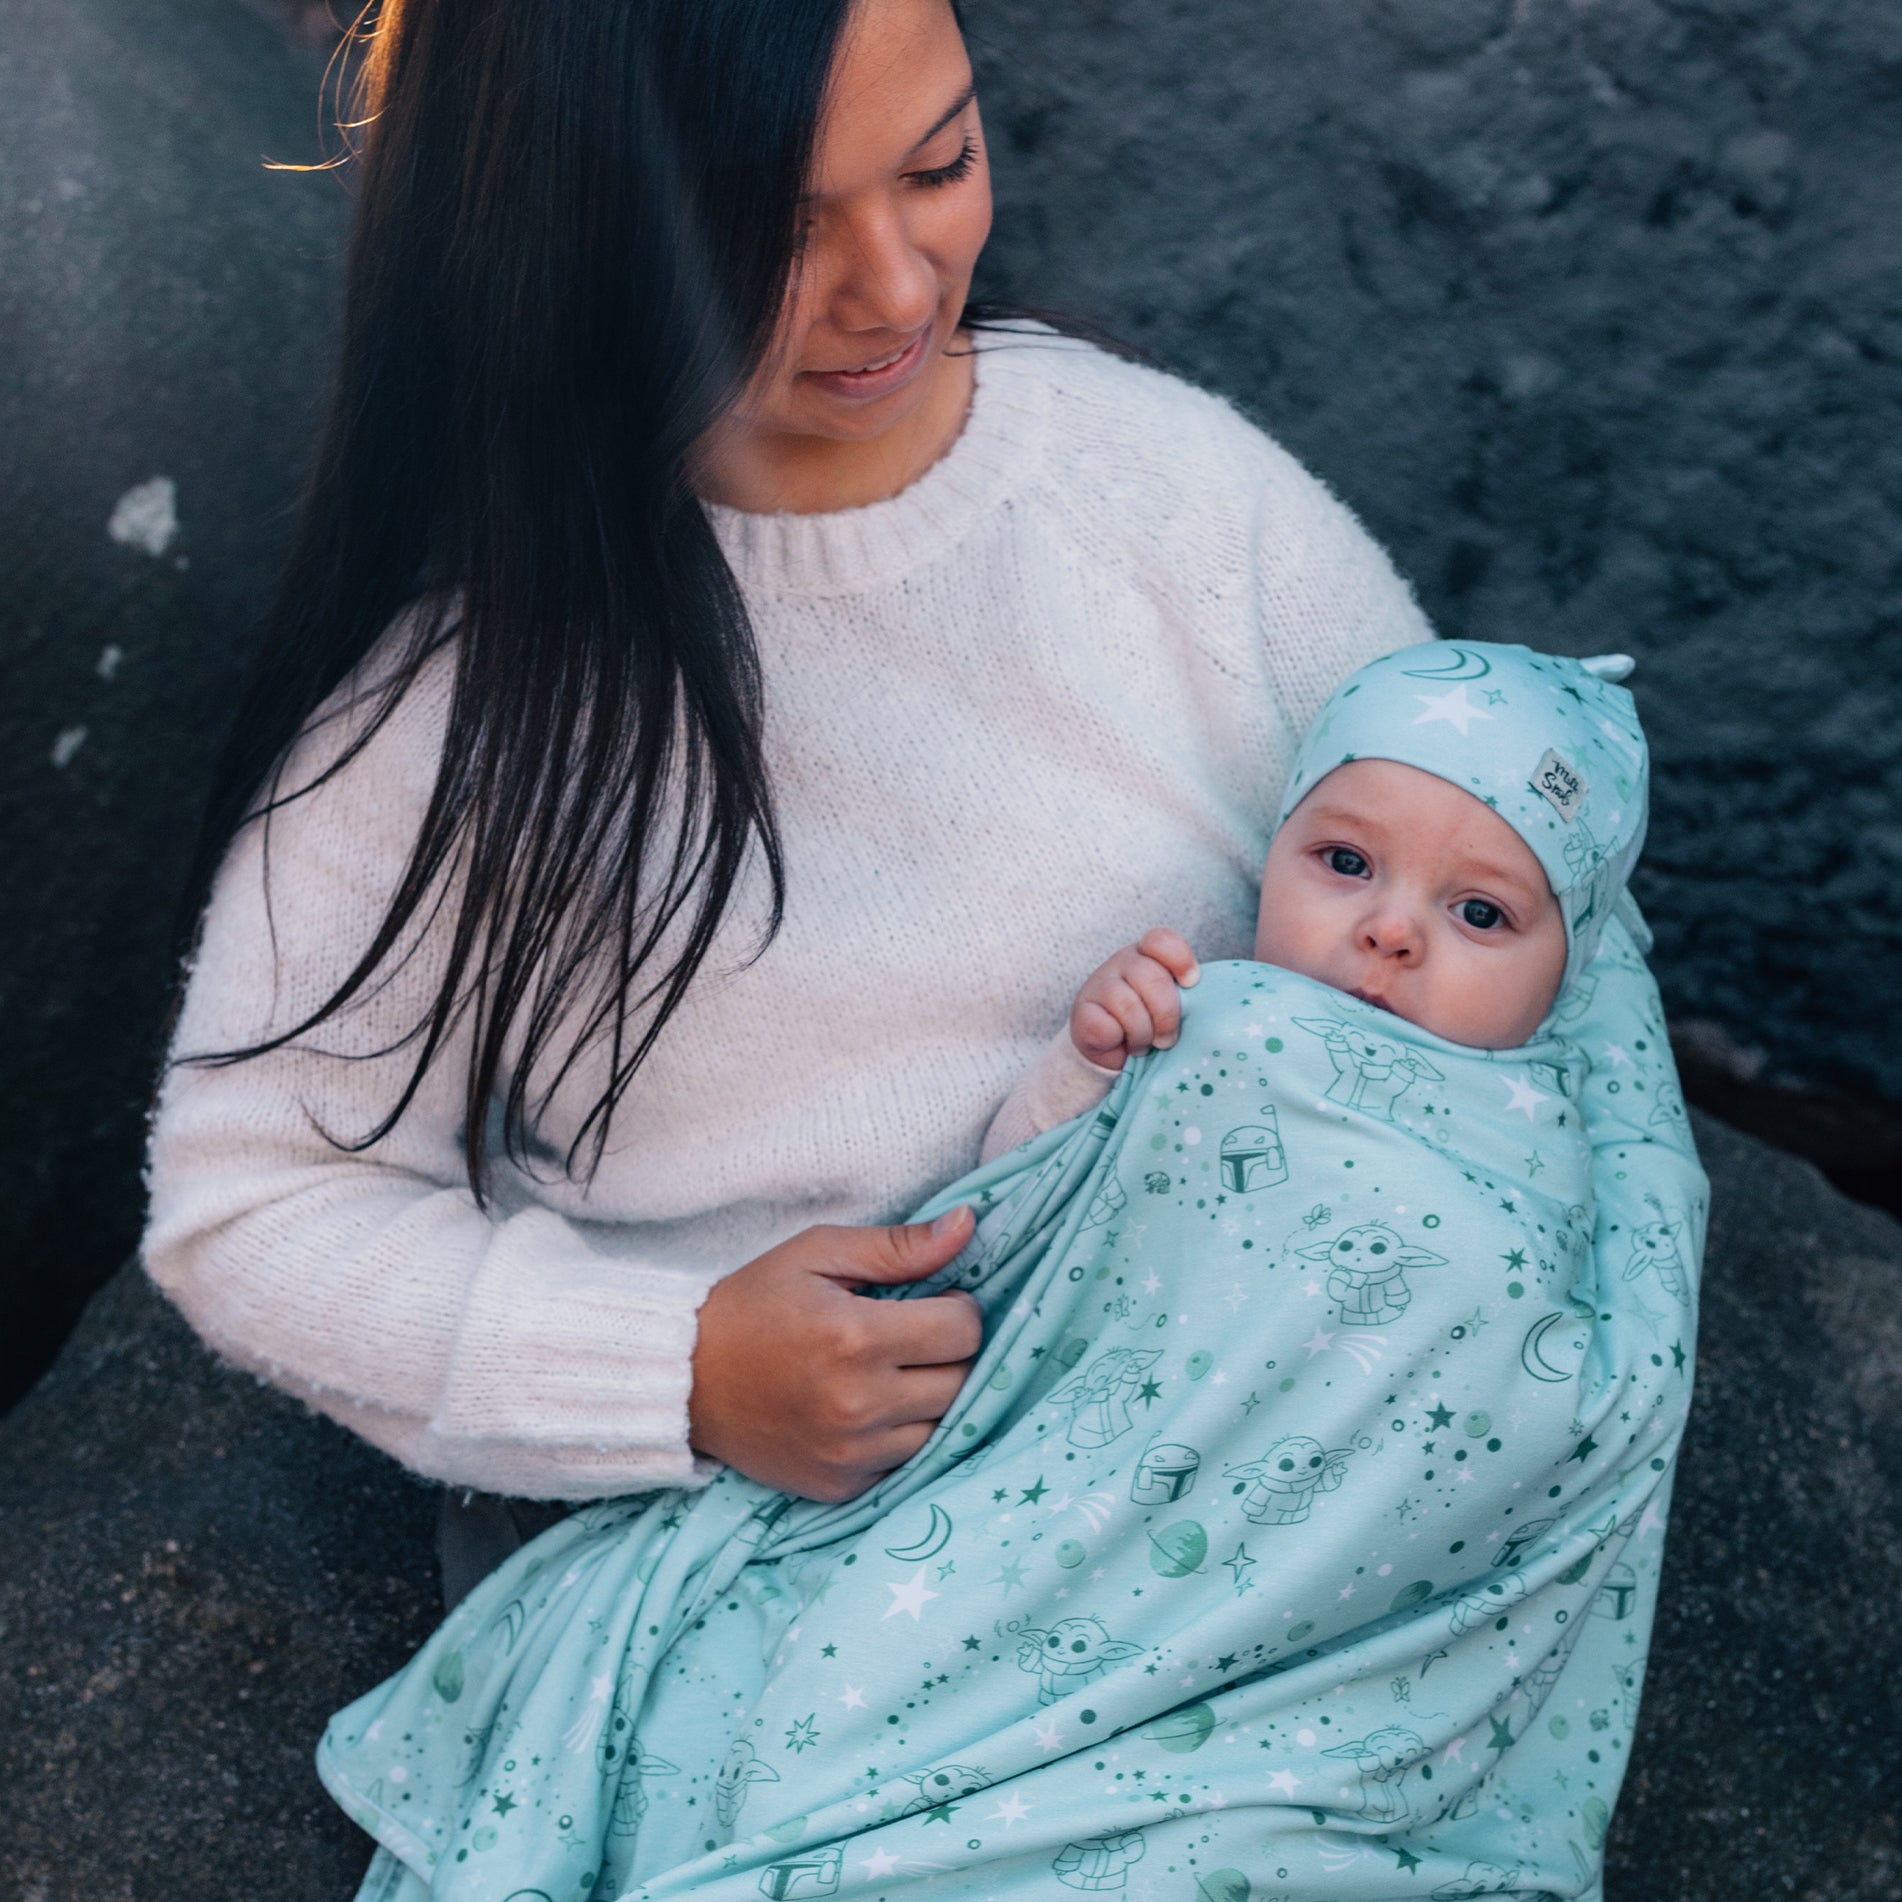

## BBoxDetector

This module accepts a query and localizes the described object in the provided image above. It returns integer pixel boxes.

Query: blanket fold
[322,937,1703,1902]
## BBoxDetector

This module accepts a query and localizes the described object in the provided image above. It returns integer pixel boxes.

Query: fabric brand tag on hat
[1530,748,1589,822]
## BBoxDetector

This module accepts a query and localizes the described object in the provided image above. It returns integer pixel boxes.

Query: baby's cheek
[1447,941,1562,1048]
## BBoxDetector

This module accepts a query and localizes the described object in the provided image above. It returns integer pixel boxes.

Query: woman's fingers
[826,1206,973,1288]
[842,1284,981,1372]
[897,1289,984,1366]
[863,1419,939,1477]
[877,1359,973,1429]
[688,1223,987,1502]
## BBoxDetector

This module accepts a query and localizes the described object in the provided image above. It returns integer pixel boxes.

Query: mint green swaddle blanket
[320,935,1703,1902]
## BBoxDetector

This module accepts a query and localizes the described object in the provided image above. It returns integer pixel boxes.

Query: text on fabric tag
[1530,748,1588,821]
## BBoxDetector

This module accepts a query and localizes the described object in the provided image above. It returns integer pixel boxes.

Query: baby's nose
[1360,908,1420,958]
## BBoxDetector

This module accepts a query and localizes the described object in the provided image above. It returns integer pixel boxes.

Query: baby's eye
[1459,899,1504,930]
[1324,848,1370,878]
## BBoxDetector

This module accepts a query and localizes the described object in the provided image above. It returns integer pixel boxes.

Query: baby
[983,637,1646,1160]
[321,639,1695,1902]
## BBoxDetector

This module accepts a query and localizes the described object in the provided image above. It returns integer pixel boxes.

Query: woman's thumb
[852,1204,975,1284]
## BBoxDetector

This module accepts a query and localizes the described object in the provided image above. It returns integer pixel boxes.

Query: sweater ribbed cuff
[984,1031,1124,1161]
[1026,1032,1126,1126]
[434,1209,707,1459]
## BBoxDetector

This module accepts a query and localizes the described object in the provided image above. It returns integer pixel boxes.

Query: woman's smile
[802,325,933,401]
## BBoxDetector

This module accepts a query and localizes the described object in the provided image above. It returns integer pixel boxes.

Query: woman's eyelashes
[791,133,978,262]
[910,135,979,189]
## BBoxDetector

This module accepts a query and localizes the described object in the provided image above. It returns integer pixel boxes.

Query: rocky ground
[2,1110,1896,1899]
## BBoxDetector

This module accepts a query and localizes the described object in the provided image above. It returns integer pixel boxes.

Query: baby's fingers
[1136,927,1201,987]
[1079,976,1164,1059]
[1121,951,1189,1050]
[1071,997,1135,1066]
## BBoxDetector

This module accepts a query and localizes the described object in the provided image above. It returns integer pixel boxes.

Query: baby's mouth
[1348,987,1396,1015]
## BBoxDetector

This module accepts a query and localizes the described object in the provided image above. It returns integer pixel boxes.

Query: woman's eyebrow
[908,82,977,154]
[799,83,977,205]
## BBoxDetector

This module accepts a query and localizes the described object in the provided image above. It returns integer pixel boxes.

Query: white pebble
[107,476,179,556]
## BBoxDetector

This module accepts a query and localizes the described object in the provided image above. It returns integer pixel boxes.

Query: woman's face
[704,0,992,493]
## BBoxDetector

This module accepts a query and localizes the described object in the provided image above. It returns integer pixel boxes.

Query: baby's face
[1254,759,1567,1048]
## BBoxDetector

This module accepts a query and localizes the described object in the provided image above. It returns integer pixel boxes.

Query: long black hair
[181,0,1125,1203]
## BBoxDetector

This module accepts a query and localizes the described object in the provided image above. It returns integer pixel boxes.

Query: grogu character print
[596,1673,642,1778]
[1295,1017,1445,1121]
[713,1737,780,1830]
[1295,1220,1447,1325]
[1226,1436,1353,1525]
[1322,1726,1426,1824]
[1624,1195,1690,1297]
[1560,816,1618,948]
[1432,1863,1539,1900]
[1052,1829,1146,1892]
[891,1764,991,1817]
[1082,1174,1127,1230]
[1014,1617,1144,1703]
[1046,1346,1161,1448]
[607,1744,680,1838]
[1449,1571,1528,1635]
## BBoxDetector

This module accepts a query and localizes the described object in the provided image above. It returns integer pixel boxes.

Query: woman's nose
[827,203,940,336]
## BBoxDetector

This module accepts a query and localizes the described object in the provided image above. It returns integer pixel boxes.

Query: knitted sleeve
[980,1030,1125,1165]
[1245,437,1437,741]
[142,646,717,1501]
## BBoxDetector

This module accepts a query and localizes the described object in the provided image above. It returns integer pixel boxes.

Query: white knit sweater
[142,333,1431,1500]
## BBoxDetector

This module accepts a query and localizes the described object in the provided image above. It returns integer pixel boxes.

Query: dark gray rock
[0,0,347,1405]
[0,1264,440,1894]
[1609,1116,1902,1899]
[967,0,1902,1106]
[2,1110,1897,1897]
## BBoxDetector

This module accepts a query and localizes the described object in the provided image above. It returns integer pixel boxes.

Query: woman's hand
[687,1205,981,1502]
[1070,927,1201,1071]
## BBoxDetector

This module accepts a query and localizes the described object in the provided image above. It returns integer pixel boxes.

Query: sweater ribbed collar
[705,328,1060,598]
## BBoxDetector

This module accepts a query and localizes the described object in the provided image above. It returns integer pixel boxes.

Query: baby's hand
[1070,928,1201,1070]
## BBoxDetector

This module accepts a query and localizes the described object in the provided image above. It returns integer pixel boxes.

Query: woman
[149,0,1440,1584]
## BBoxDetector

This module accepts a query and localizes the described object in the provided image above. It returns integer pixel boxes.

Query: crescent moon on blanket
[497,1598,526,1653]
[1401,647,1493,681]
[1521,1310,1586,1383]
[883,1504,954,1563]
